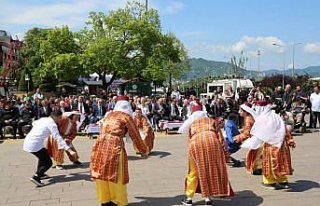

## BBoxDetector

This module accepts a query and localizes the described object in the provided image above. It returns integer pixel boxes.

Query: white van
[206,78,254,99]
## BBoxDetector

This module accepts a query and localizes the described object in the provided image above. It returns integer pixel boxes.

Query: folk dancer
[216,114,242,167]
[179,104,234,206]
[47,111,83,169]
[234,102,263,175]
[241,100,296,189]
[90,96,148,206]
[23,110,77,187]
[133,108,155,155]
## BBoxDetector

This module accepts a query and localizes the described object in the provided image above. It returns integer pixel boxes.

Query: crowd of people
[1,82,319,205]
[1,82,320,140]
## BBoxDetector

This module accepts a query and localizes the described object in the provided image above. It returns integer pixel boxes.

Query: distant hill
[184,58,320,80]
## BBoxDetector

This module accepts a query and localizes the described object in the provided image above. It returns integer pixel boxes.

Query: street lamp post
[272,43,286,89]
[223,56,232,77]
[257,50,261,81]
[292,42,302,78]
[25,74,30,93]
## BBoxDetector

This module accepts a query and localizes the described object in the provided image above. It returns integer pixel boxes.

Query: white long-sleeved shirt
[23,117,70,153]
[310,92,320,112]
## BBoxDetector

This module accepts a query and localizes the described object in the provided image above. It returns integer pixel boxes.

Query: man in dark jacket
[18,101,35,138]
[0,101,20,139]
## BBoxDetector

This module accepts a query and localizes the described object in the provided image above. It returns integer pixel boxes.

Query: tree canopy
[20,1,189,91]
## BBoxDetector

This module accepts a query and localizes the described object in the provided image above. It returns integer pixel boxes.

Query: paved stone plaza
[0,130,319,206]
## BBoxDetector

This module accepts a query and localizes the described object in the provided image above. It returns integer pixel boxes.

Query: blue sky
[1,0,320,71]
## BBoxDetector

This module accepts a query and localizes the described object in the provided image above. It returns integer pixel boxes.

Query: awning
[56,82,77,88]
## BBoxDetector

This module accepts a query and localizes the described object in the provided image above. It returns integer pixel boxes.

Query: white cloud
[242,35,285,52]
[231,41,246,52]
[163,1,185,15]
[188,35,286,58]
[287,63,293,69]
[304,43,320,53]
[0,0,148,29]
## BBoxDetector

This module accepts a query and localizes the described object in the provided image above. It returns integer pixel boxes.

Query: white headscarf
[240,104,257,119]
[113,100,133,117]
[178,111,208,135]
[63,111,85,131]
[241,105,286,149]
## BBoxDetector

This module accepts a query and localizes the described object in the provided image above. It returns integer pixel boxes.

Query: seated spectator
[39,100,52,118]
[0,101,19,139]
[59,100,70,113]
[291,97,308,125]
[200,98,210,113]
[169,98,183,121]
[93,98,106,122]
[181,99,190,120]
[149,97,160,129]
[139,97,152,121]
[18,101,34,138]
[210,98,226,118]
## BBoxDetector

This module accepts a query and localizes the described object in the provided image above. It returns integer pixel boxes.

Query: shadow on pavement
[46,172,91,186]
[288,180,320,192]
[60,161,90,170]
[128,151,172,161]
[227,160,246,168]
[149,150,172,158]
[128,155,145,161]
[129,194,185,206]
[130,190,263,206]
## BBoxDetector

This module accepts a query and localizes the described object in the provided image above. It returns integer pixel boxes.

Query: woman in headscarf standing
[179,103,233,206]
[90,96,147,206]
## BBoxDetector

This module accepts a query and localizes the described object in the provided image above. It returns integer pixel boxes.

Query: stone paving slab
[0,131,319,206]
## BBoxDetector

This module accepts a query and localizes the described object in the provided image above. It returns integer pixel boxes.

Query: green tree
[143,33,189,93]
[21,28,50,89]
[39,26,81,83]
[78,2,165,88]
[18,68,27,92]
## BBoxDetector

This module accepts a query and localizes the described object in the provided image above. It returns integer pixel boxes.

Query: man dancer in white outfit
[23,110,77,187]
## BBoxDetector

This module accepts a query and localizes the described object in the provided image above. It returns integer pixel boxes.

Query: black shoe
[101,202,113,206]
[73,161,83,166]
[40,174,51,180]
[204,200,214,205]
[261,183,277,190]
[29,175,44,187]
[232,160,242,167]
[181,198,193,206]
[252,169,262,175]
[278,182,291,189]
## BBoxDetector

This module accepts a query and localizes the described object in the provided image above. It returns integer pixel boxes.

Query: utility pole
[145,0,148,11]
[257,50,261,81]
[272,43,286,89]
[292,42,302,78]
